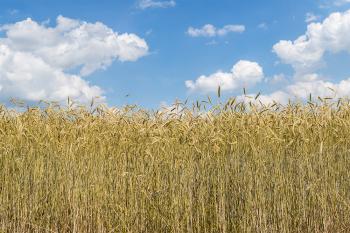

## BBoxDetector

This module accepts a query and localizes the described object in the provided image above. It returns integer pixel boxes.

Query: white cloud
[294,73,320,82]
[1,16,148,76]
[138,0,176,9]
[185,60,263,93]
[0,16,148,103]
[282,76,350,100]
[258,91,291,105]
[184,9,350,105]
[230,10,350,105]
[305,12,321,23]
[217,25,246,36]
[238,91,291,105]
[187,24,245,37]
[267,9,350,103]
[239,73,350,105]
[270,74,287,84]
[187,24,216,37]
[286,79,335,99]
[273,10,350,73]
[0,44,102,103]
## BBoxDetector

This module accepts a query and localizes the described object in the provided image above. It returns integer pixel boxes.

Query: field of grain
[0,98,349,232]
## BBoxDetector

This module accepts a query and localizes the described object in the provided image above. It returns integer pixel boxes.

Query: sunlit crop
[0,96,349,232]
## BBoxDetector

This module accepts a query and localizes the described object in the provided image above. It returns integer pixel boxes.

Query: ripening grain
[0,99,349,232]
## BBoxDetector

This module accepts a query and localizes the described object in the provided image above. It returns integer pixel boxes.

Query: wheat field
[0,97,349,232]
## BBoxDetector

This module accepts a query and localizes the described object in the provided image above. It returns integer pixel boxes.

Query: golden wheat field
[0,97,350,233]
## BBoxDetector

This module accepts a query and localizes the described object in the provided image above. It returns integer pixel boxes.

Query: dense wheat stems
[0,99,349,232]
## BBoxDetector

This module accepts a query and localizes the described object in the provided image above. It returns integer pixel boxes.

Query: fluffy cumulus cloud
[270,74,287,84]
[138,0,176,9]
[236,9,350,105]
[185,60,263,93]
[245,77,350,105]
[0,16,148,103]
[0,44,102,103]
[238,91,291,105]
[187,24,245,37]
[273,10,350,73]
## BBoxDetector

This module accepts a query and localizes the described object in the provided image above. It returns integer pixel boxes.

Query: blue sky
[1,0,350,108]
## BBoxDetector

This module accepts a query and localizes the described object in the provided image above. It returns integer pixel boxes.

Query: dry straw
[0,95,350,232]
